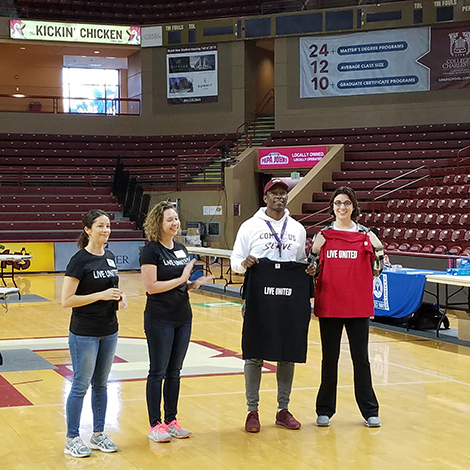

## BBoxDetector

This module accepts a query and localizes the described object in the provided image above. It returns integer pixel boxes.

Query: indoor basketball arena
[1,1,470,469]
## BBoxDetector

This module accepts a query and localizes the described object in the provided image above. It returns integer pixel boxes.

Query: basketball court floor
[1,271,470,470]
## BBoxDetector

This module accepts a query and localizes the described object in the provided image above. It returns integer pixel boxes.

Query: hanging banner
[258,146,327,170]
[300,27,430,98]
[418,25,470,90]
[10,19,141,45]
[167,45,218,104]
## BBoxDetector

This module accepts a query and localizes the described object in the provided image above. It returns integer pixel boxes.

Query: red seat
[409,244,423,253]
[416,229,429,241]
[413,213,426,228]
[446,186,460,197]
[451,229,466,243]
[427,229,441,242]
[383,213,396,225]
[426,199,439,210]
[436,213,451,226]
[416,187,428,197]
[386,199,400,210]
[433,245,448,255]
[401,213,415,225]
[386,242,399,251]
[459,214,470,228]
[442,174,456,184]
[448,246,463,255]
[448,198,462,212]
[424,213,438,226]
[439,229,452,243]
[421,244,435,253]
[398,243,410,252]
[406,199,419,211]
[403,228,418,241]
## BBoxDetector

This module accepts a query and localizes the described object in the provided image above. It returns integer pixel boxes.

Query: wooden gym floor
[1,271,470,470]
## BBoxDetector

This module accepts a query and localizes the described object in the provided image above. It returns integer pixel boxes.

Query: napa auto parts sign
[258,146,327,169]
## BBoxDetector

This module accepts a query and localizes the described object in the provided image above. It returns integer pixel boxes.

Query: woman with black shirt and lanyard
[62,209,127,458]
[140,201,213,443]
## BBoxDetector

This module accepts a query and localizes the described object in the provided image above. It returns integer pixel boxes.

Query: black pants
[316,317,379,420]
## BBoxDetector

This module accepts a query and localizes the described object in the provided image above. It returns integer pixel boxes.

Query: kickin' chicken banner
[10,19,141,45]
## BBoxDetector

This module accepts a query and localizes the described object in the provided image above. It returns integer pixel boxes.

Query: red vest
[314,229,374,318]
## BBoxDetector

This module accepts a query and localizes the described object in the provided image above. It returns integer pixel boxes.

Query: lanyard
[265,218,288,257]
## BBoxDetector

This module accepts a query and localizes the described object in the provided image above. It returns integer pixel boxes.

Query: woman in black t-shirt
[62,210,127,458]
[140,201,213,443]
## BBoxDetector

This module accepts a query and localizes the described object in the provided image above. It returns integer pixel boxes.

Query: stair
[232,114,275,156]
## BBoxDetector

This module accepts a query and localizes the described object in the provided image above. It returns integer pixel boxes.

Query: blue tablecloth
[373,268,446,318]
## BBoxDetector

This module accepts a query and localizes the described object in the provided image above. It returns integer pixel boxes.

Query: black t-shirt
[242,258,314,363]
[65,248,119,337]
[139,241,192,321]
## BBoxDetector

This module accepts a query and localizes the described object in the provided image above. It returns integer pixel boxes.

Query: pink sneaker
[148,422,171,443]
[166,420,191,439]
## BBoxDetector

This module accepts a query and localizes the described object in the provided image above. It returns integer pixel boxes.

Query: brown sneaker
[275,409,301,430]
[245,411,261,433]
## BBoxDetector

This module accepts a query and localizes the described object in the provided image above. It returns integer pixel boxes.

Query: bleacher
[268,124,470,255]
[0,132,236,242]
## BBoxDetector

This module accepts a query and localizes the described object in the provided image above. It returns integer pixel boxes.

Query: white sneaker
[366,416,381,428]
[89,432,118,452]
[64,437,92,458]
[148,423,171,443]
[166,419,191,439]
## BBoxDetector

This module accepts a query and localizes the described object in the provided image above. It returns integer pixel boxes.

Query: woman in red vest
[306,186,384,428]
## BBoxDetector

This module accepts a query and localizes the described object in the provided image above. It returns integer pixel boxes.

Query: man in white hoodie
[231,178,308,433]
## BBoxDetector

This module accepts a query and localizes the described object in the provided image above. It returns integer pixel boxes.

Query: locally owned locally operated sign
[258,146,327,170]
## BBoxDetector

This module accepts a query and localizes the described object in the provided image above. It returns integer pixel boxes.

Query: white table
[0,254,33,291]
[186,247,241,288]
[425,274,470,337]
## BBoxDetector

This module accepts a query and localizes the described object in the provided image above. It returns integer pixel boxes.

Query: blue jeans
[66,331,118,438]
[144,316,192,427]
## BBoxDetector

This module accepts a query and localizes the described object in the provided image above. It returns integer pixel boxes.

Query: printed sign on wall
[10,19,140,45]
[300,28,430,98]
[258,146,327,170]
[167,45,218,104]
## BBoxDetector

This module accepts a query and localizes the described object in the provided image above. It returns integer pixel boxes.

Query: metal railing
[0,94,141,115]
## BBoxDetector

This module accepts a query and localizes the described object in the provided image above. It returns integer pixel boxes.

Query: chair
[442,174,456,184]
[426,199,439,210]
[459,214,470,228]
[409,244,423,253]
[448,198,462,212]
[386,242,399,251]
[406,199,419,212]
[424,213,438,226]
[416,187,429,197]
[382,213,396,225]
[447,213,461,226]
[416,199,429,210]
[401,213,415,225]
[446,186,460,197]
[448,246,463,256]
[403,228,418,241]
[413,213,426,228]
[451,229,466,244]
[363,213,375,225]
[439,229,453,243]
[433,245,448,255]
[437,199,450,211]
[386,199,400,211]
[427,229,441,243]
[398,243,411,252]
[436,213,451,226]
[416,229,429,242]
[421,244,435,253]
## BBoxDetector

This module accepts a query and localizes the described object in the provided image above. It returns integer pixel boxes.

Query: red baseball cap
[263,178,288,194]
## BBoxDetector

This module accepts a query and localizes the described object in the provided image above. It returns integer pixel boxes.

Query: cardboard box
[453,309,470,341]
[185,235,201,246]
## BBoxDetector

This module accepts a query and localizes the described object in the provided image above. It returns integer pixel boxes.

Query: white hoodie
[230,207,307,274]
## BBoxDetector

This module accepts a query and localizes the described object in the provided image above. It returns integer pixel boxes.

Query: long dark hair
[77,209,110,249]
[328,186,361,219]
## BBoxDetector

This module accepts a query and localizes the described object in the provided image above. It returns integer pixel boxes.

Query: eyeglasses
[333,200,352,207]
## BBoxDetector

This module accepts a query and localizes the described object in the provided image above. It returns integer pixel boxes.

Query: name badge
[174,250,186,258]
[106,258,116,268]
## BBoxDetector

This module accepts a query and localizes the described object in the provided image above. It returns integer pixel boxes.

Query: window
[62,68,120,114]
